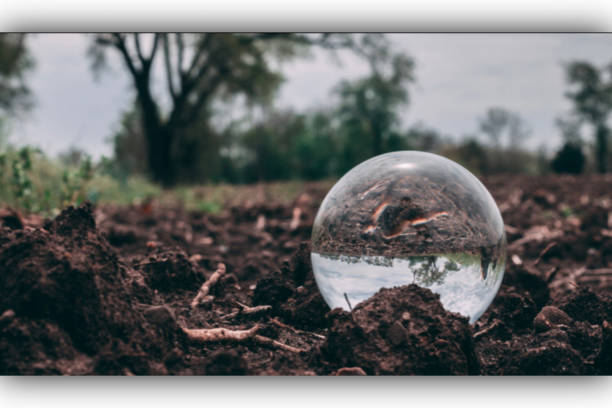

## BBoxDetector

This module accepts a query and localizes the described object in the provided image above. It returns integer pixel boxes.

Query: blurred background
[1,33,611,214]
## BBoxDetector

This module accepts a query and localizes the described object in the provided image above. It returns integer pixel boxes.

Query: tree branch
[132,33,160,72]
[184,34,212,85]
[176,33,186,81]
[134,33,146,67]
[191,263,226,307]
[162,34,177,101]
[111,33,140,79]
[148,33,160,67]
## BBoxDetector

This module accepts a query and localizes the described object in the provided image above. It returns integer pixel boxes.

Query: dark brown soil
[0,174,611,375]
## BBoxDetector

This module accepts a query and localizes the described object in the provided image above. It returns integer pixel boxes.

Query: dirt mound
[0,203,167,374]
[136,247,206,292]
[253,242,330,330]
[318,284,479,375]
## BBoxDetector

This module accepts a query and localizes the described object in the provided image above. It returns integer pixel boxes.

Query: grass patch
[0,146,327,216]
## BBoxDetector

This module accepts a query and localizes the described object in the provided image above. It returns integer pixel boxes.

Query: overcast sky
[8,33,612,159]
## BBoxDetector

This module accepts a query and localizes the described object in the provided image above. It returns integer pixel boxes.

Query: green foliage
[0,34,34,157]
[334,48,414,172]
[0,146,161,215]
[0,34,33,116]
[560,205,574,218]
[9,147,34,210]
[192,40,417,183]
[551,142,586,174]
[110,106,149,176]
[59,155,94,207]
[1,147,38,212]
[565,62,612,123]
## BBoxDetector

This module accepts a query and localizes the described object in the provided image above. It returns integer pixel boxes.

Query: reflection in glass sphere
[311,151,506,323]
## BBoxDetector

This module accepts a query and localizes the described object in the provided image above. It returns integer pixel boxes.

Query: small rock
[534,306,572,333]
[143,305,176,329]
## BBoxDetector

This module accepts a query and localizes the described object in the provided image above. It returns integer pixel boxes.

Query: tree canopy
[89,33,387,186]
[0,33,33,116]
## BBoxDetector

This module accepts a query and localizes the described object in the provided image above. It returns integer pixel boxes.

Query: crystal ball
[311,151,506,323]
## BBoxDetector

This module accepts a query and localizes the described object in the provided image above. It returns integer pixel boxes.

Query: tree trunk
[372,120,383,156]
[147,126,175,187]
[135,75,176,187]
[595,124,608,174]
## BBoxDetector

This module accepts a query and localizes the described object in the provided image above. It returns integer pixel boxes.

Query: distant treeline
[108,102,604,184]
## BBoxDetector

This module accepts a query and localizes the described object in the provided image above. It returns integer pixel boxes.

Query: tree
[0,34,33,116]
[334,37,415,171]
[551,142,585,174]
[565,61,612,173]
[0,34,34,147]
[89,33,369,186]
[478,107,530,149]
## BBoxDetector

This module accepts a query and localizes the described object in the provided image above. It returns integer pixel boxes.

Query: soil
[0,174,611,375]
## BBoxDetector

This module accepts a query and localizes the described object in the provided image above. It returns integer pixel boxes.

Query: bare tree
[479,107,530,149]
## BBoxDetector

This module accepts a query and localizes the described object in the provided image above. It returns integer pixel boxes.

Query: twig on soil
[473,319,503,340]
[191,263,226,308]
[544,266,559,283]
[577,268,612,290]
[344,293,353,312]
[220,301,272,320]
[253,334,305,353]
[508,226,562,250]
[235,300,271,313]
[270,317,326,340]
[534,242,557,265]
[504,224,519,235]
[182,324,304,353]
[183,324,260,342]
[290,207,302,231]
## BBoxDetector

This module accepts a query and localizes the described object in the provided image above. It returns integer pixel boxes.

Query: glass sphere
[311,151,506,324]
